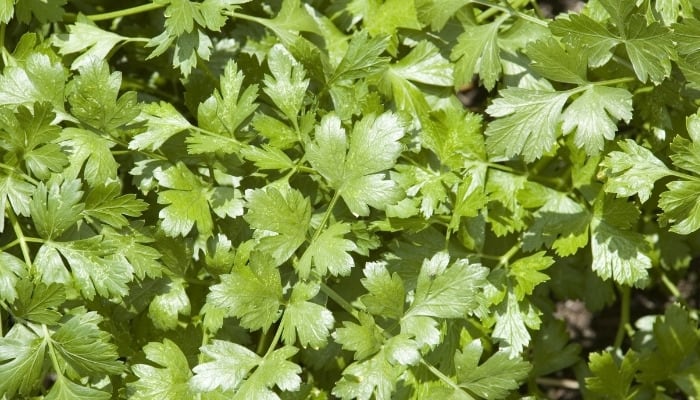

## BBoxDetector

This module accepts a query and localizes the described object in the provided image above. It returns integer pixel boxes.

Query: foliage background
[0,0,699,399]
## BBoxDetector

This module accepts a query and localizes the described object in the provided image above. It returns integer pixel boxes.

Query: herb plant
[1,0,699,398]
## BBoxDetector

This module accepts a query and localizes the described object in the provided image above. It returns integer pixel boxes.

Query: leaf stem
[319,282,359,319]
[43,324,64,378]
[73,3,167,22]
[420,359,475,399]
[8,207,33,273]
[613,284,631,350]
[0,23,8,68]
[469,0,547,26]
[309,191,341,244]
[660,271,683,302]
[264,322,283,357]
[0,163,39,185]
[497,241,521,268]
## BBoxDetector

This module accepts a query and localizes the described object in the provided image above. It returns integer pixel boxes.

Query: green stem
[309,191,341,243]
[613,285,631,350]
[264,322,283,357]
[498,241,521,268]
[319,282,359,319]
[420,359,474,399]
[469,0,547,26]
[0,23,8,68]
[8,208,33,273]
[660,272,682,301]
[0,163,38,185]
[43,324,64,378]
[84,3,167,22]
[668,170,700,182]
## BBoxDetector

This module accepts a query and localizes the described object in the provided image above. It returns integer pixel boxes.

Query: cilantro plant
[1,0,700,399]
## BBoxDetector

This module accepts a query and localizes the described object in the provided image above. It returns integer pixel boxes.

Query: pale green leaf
[307,112,405,216]
[492,292,532,357]
[659,180,700,234]
[550,14,619,67]
[130,102,192,151]
[390,41,453,86]
[240,144,295,171]
[130,339,194,400]
[360,262,405,320]
[0,253,26,303]
[406,253,489,319]
[333,349,403,400]
[263,44,309,122]
[0,172,34,233]
[485,88,570,162]
[334,312,384,360]
[508,252,553,301]
[454,339,531,399]
[148,277,191,330]
[451,21,503,89]
[0,331,46,397]
[0,52,67,110]
[191,340,260,392]
[562,85,633,154]
[155,162,213,237]
[298,222,357,279]
[60,127,118,187]
[601,139,672,203]
[29,176,84,240]
[52,17,129,70]
[622,15,674,84]
[233,346,301,399]
[51,311,123,376]
[526,37,587,85]
[244,185,311,264]
[206,251,283,332]
[280,281,335,349]
[44,376,110,400]
[83,183,147,228]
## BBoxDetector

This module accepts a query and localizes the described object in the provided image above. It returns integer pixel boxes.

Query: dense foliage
[1,0,699,398]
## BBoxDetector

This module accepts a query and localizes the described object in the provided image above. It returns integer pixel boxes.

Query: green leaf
[420,106,485,169]
[526,38,587,85]
[60,127,118,187]
[130,339,194,400]
[307,112,405,216]
[30,176,84,240]
[561,85,633,154]
[15,0,66,24]
[451,21,503,89]
[0,329,47,397]
[601,139,672,203]
[280,281,335,349]
[405,252,489,319]
[52,311,123,376]
[330,32,389,83]
[67,59,139,132]
[53,17,130,70]
[0,102,67,179]
[240,144,296,171]
[333,348,403,400]
[334,312,384,360]
[360,262,406,320]
[485,88,570,162]
[521,183,590,256]
[233,346,302,399]
[263,44,309,123]
[530,320,581,377]
[193,59,258,142]
[0,252,27,303]
[550,13,619,67]
[83,183,147,228]
[130,102,192,151]
[298,222,358,279]
[11,281,65,324]
[148,277,191,330]
[0,52,67,110]
[0,171,34,232]
[621,15,674,84]
[591,197,651,285]
[207,251,283,332]
[51,237,133,300]
[154,162,213,237]
[103,227,163,279]
[492,292,534,357]
[0,0,13,23]
[191,339,260,392]
[360,0,421,39]
[586,351,638,398]
[508,252,553,301]
[454,339,531,399]
[390,41,453,86]
[44,376,110,400]
[244,185,311,264]
[659,180,700,234]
